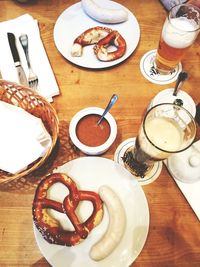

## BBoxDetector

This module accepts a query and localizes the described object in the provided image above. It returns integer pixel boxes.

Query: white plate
[33,157,149,267]
[53,1,140,69]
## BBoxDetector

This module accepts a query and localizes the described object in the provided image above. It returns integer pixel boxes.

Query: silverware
[19,34,38,89]
[7,32,28,86]
[173,71,188,107]
[173,71,188,96]
[97,94,118,125]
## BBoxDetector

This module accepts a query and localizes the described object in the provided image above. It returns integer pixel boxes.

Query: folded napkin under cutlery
[0,100,52,174]
[0,14,60,102]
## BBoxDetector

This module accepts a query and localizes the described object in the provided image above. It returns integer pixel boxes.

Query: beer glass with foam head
[122,103,196,179]
[155,4,200,74]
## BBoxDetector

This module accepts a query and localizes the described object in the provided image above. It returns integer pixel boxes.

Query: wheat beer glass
[123,103,196,179]
[155,4,200,73]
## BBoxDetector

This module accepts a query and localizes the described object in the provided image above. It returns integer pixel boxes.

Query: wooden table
[0,0,200,266]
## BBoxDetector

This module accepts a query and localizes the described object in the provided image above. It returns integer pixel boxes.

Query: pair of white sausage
[90,185,126,261]
[81,0,128,24]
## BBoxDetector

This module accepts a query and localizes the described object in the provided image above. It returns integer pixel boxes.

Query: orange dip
[76,114,111,147]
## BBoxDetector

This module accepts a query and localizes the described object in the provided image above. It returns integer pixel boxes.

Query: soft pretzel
[32,173,103,246]
[94,30,126,61]
[71,26,113,57]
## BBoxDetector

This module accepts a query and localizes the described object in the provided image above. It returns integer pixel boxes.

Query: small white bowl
[69,107,117,155]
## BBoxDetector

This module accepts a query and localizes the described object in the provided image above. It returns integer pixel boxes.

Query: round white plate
[53,1,140,69]
[33,157,149,267]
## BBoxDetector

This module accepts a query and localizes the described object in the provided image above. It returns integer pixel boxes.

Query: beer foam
[162,17,198,48]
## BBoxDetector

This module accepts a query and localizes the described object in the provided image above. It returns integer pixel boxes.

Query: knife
[7,32,28,86]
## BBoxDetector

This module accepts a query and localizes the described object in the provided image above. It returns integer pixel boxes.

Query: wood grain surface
[0,0,200,266]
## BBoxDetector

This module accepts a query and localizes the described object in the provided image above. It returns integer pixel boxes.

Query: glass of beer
[155,4,200,74]
[122,103,196,180]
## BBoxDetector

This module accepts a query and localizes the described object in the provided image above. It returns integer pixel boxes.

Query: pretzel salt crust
[32,173,103,246]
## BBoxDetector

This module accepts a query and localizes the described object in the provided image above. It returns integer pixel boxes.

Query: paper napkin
[0,14,60,102]
[0,100,52,174]
[165,140,200,221]
[173,178,200,221]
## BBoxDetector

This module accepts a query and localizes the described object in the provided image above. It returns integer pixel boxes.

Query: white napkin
[173,178,200,221]
[165,140,200,221]
[0,100,52,174]
[0,14,60,102]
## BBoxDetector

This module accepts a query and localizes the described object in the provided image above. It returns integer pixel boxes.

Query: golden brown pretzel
[71,26,113,57]
[32,173,103,246]
[74,26,113,46]
[94,30,126,61]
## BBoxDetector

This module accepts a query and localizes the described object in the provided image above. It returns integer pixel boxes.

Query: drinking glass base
[140,49,182,85]
[114,138,163,185]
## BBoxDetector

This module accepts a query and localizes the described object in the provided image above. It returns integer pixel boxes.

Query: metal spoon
[97,94,118,125]
[173,71,188,107]
[173,71,188,96]
[173,98,184,106]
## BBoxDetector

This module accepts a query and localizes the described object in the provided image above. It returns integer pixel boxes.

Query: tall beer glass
[122,103,196,180]
[155,4,200,74]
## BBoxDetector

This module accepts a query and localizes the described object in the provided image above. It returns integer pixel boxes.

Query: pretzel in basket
[32,173,103,246]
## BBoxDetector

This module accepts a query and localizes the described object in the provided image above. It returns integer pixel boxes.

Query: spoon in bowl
[97,94,118,125]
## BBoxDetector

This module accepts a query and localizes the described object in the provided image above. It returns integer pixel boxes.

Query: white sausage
[81,0,128,24]
[89,185,126,261]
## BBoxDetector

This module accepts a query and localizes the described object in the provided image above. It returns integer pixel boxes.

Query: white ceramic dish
[148,88,196,117]
[33,157,149,267]
[166,140,200,183]
[69,107,117,155]
[53,1,140,69]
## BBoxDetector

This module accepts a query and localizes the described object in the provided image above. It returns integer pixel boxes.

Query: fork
[19,34,38,89]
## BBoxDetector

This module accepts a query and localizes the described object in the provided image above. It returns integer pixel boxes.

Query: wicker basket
[0,80,59,184]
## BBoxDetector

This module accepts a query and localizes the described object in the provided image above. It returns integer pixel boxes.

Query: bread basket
[0,80,59,184]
